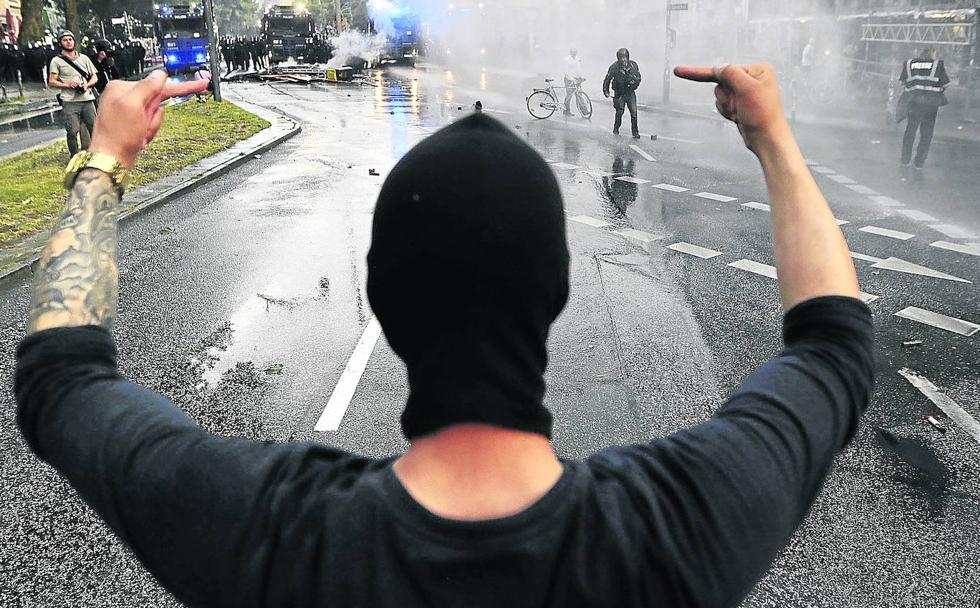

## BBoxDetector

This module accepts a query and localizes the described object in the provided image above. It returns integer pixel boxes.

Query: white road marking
[615,176,651,185]
[550,162,580,170]
[850,251,884,263]
[846,184,880,195]
[656,135,702,144]
[742,202,771,212]
[895,306,979,337]
[859,292,880,304]
[614,228,661,243]
[314,317,383,432]
[630,145,657,162]
[897,209,939,223]
[811,166,837,174]
[828,174,857,184]
[869,195,904,207]
[581,170,615,178]
[484,108,514,115]
[653,183,690,192]
[728,259,777,279]
[568,215,612,228]
[871,257,971,284]
[929,224,977,240]
[694,192,738,202]
[565,121,592,129]
[930,241,980,257]
[836,219,850,226]
[668,242,723,259]
[859,226,915,240]
[899,369,980,445]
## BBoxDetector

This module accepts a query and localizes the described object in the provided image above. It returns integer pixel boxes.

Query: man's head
[367,114,569,440]
[616,47,630,64]
[58,31,75,52]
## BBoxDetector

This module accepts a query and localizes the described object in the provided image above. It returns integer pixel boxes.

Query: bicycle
[526,77,593,120]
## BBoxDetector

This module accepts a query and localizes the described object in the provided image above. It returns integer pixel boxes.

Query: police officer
[899,48,950,169]
[602,47,642,138]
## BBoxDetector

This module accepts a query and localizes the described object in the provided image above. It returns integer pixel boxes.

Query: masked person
[48,30,98,158]
[562,48,582,117]
[17,64,873,607]
[899,48,950,169]
[93,41,120,94]
[603,47,641,137]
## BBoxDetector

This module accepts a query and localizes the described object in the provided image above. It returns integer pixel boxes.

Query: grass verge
[0,100,269,247]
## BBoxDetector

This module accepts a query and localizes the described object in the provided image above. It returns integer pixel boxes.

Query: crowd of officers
[219,34,336,73]
[0,29,145,90]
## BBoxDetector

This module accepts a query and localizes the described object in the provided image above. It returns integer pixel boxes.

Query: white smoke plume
[327,29,387,68]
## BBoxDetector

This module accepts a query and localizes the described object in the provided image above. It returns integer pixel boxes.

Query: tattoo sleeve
[28,169,121,334]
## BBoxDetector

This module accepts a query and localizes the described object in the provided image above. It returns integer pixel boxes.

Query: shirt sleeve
[937,60,950,87]
[15,325,364,608]
[589,296,874,607]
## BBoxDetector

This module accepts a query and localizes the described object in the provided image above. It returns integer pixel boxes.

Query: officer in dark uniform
[602,47,642,138]
[133,40,146,72]
[899,48,950,169]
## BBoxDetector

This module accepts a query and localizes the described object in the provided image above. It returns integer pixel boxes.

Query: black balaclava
[367,113,570,440]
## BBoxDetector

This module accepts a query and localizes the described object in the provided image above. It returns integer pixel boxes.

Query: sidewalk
[0,98,301,284]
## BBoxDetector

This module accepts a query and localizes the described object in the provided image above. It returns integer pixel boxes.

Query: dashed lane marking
[931,241,980,257]
[899,368,980,445]
[568,215,612,228]
[728,259,777,279]
[895,306,979,337]
[581,170,615,178]
[653,183,690,192]
[897,209,939,223]
[871,257,971,284]
[694,192,738,202]
[614,228,661,244]
[846,184,880,195]
[484,108,514,114]
[656,135,702,144]
[850,251,885,263]
[827,174,857,184]
[314,317,383,432]
[668,242,723,259]
[811,166,837,174]
[859,226,915,241]
[859,292,880,304]
[929,224,978,240]
[615,176,652,185]
[869,195,904,207]
[742,201,771,212]
[630,145,657,162]
[836,219,850,226]
[550,162,581,170]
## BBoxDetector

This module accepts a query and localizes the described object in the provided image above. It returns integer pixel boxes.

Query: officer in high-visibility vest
[899,48,950,169]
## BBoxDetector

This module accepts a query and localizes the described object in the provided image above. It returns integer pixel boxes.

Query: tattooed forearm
[27,169,121,334]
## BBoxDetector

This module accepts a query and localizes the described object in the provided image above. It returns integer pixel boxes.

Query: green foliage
[0,100,269,246]
[214,0,262,36]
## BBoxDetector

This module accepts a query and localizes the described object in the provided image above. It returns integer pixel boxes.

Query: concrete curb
[0,99,301,288]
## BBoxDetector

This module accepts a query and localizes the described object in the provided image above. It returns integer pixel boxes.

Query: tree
[19,0,45,42]
[214,0,260,36]
[65,0,80,35]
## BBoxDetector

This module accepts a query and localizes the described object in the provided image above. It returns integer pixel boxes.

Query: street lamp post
[203,0,222,101]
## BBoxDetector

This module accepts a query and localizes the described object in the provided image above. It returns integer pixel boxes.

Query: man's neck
[394,424,563,521]
[62,49,78,59]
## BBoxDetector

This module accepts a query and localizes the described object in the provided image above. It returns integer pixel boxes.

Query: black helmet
[616,47,630,60]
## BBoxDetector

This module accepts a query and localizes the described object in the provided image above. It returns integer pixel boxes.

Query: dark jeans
[902,103,939,167]
[613,90,638,136]
[63,100,97,157]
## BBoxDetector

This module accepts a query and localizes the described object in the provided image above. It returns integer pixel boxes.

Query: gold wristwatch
[63,151,132,196]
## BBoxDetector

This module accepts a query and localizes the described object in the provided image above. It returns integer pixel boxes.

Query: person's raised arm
[675,63,860,309]
[29,70,206,333]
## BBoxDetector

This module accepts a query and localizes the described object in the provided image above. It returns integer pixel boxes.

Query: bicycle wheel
[527,90,557,119]
[575,91,593,119]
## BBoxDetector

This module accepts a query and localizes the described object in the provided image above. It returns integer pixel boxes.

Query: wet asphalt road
[1,65,978,606]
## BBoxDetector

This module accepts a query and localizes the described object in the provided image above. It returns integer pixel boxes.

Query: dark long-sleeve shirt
[15,295,874,607]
